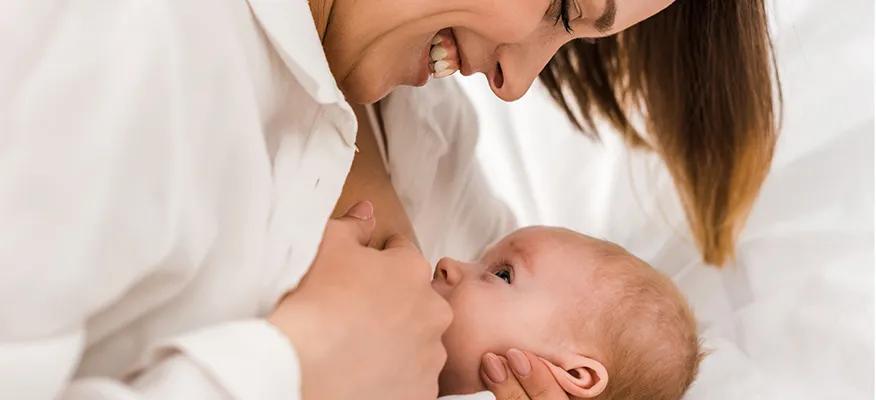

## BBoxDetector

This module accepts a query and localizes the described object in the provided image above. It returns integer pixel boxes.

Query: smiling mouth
[427,28,505,90]
[429,28,464,79]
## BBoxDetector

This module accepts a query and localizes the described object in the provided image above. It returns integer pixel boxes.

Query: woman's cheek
[610,0,677,34]
[464,0,546,43]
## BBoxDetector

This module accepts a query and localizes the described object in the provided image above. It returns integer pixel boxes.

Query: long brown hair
[539,0,780,266]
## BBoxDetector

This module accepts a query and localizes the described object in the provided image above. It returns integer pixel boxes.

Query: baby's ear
[538,355,608,398]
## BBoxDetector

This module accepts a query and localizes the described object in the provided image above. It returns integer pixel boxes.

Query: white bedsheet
[455,0,874,397]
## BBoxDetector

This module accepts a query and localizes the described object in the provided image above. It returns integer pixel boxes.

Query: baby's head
[432,226,702,399]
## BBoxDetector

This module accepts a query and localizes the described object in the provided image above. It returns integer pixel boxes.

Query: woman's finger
[327,200,376,246]
[506,349,568,400]
[481,353,529,400]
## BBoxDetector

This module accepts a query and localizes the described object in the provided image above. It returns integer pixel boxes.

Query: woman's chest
[76,73,356,380]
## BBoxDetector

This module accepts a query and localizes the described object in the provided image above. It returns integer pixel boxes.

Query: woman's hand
[269,201,453,400]
[481,350,569,400]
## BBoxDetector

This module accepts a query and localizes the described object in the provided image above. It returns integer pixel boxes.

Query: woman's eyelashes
[548,0,582,33]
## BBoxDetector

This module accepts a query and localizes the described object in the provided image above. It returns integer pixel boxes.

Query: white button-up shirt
[1,0,357,398]
[1,1,517,399]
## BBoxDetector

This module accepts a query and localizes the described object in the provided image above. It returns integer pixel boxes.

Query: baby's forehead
[496,227,671,344]
[496,226,621,261]
[514,227,660,298]
[497,227,638,292]
[484,227,649,302]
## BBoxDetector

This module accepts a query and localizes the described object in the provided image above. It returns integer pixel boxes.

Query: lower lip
[415,39,433,87]
[447,29,470,76]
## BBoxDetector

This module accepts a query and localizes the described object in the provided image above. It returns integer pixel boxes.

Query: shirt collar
[246,0,344,105]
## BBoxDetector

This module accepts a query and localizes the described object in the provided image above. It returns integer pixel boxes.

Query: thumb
[332,200,376,246]
[383,233,417,252]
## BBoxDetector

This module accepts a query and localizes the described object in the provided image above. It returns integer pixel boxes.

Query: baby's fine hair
[586,240,704,400]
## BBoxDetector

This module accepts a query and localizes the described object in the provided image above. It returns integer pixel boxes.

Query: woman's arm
[0,4,303,398]
[332,104,419,249]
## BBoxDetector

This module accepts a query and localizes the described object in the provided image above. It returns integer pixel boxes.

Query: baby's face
[432,226,605,395]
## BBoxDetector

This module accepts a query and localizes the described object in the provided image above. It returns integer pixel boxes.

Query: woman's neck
[308,0,335,41]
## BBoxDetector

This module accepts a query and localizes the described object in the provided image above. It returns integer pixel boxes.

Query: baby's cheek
[439,312,484,392]
[440,299,521,395]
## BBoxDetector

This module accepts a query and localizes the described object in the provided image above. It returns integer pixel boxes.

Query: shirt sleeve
[0,2,302,399]
[2,322,301,399]
[66,320,301,400]
[439,392,497,400]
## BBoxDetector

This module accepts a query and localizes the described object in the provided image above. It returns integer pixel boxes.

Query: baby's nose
[434,257,463,287]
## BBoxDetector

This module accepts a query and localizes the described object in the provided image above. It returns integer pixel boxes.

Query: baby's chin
[440,329,488,396]
[438,363,486,397]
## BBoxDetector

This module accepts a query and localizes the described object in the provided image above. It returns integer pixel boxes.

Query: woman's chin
[339,78,390,105]
[438,366,485,397]
[341,52,431,104]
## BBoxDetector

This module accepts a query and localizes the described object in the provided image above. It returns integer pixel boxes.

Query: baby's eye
[493,265,513,284]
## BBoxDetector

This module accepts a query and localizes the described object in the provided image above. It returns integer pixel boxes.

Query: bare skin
[332,104,419,250]
[270,109,449,399]
[307,0,675,103]
[331,110,576,399]
[305,0,681,396]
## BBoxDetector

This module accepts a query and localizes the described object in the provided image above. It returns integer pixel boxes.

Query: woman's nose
[488,39,563,102]
[488,60,534,102]
[434,257,463,287]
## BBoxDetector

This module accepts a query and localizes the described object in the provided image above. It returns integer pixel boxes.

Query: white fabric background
[455,0,874,398]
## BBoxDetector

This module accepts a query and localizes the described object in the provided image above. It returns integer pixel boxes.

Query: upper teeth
[429,33,457,79]
[433,60,451,72]
[430,46,448,61]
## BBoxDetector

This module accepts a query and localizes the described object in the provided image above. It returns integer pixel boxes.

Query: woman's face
[324,0,675,103]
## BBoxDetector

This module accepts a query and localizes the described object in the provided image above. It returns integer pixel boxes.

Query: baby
[433,226,703,400]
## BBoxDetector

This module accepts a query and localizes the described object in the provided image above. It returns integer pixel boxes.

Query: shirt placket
[260,104,356,314]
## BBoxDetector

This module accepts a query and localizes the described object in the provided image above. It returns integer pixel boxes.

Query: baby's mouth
[429,28,461,79]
